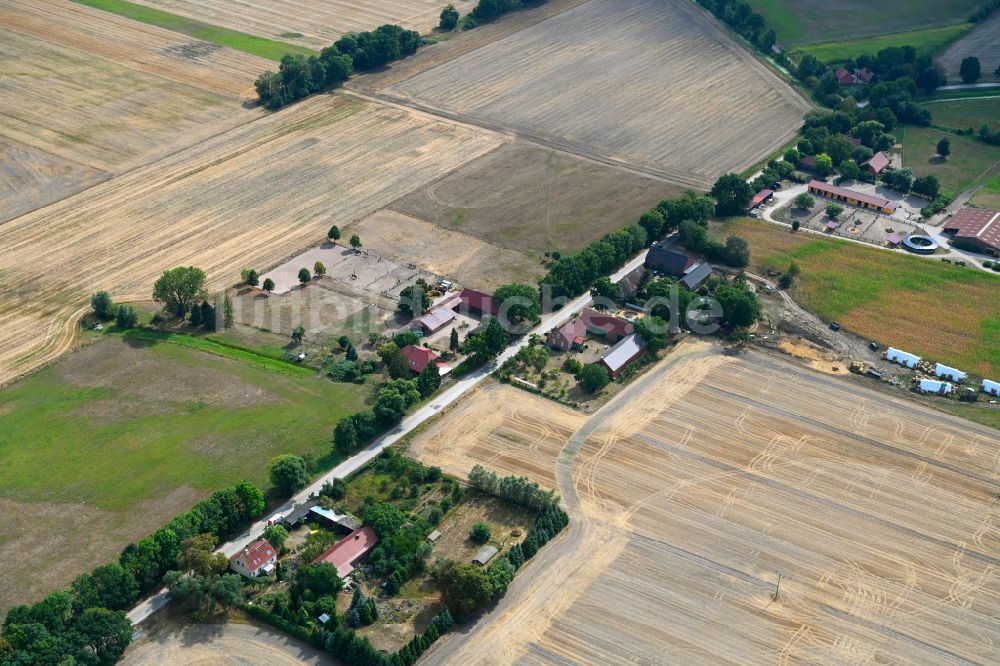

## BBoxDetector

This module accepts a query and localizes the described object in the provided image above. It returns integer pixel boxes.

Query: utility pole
[772,573,783,601]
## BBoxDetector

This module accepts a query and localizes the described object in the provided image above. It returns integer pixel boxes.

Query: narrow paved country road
[127,251,652,626]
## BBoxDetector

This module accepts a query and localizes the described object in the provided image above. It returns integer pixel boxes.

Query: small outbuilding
[886,347,921,368]
[918,379,953,395]
[747,188,774,212]
[680,263,712,291]
[472,545,498,566]
[934,363,967,382]
[863,151,891,176]
[426,530,442,544]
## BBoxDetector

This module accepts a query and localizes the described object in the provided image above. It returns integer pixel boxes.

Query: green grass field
[72,0,316,60]
[899,125,1000,198]
[711,218,1000,377]
[751,0,980,46]
[923,97,1000,132]
[0,336,368,510]
[971,173,1000,208]
[788,24,972,63]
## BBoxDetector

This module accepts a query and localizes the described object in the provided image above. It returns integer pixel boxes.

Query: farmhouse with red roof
[229,540,277,578]
[401,344,446,374]
[312,527,379,579]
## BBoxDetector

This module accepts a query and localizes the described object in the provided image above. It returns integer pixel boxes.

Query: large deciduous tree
[152,267,207,317]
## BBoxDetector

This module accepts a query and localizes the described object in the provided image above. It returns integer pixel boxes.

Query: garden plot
[385,0,811,187]
[0,94,503,386]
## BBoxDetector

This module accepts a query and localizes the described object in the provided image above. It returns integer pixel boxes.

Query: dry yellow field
[128,0,476,50]
[0,94,503,386]
[416,341,1000,664]
[1,0,270,99]
[386,0,812,187]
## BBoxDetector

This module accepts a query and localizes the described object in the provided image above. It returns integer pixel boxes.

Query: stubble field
[0,94,503,386]
[385,0,812,187]
[937,14,1000,83]
[388,142,679,257]
[413,341,1000,664]
[126,0,476,50]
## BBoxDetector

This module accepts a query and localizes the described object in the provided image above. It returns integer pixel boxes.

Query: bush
[115,304,138,328]
[578,363,610,393]
[469,521,492,543]
[794,192,815,209]
[439,3,460,29]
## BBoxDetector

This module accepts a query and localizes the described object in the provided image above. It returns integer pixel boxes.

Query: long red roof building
[312,526,379,579]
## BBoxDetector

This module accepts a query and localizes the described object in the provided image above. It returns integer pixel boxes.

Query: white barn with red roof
[229,539,277,578]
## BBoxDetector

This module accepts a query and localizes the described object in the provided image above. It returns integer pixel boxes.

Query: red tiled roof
[943,208,1000,251]
[231,540,276,572]
[835,68,856,85]
[554,317,587,344]
[312,527,379,579]
[401,344,440,374]
[582,308,634,339]
[459,288,497,315]
[864,151,891,174]
[750,189,774,207]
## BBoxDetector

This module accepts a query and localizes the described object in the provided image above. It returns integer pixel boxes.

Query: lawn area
[788,24,972,62]
[971,173,1000,208]
[0,336,368,510]
[923,97,1000,132]
[71,0,315,60]
[899,125,1000,198]
[710,218,1000,377]
[751,0,979,46]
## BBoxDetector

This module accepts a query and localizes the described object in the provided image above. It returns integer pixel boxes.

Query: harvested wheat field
[423,341,1000,664]
[385,0,812,186]
[0,94,502,386]
[388,142,679,256]
[0,137,106,224]
[1,0,271,99]
[0,0,269,220]
[128,0,476,50]
[938,14,1000,84]
[408,381,584,489]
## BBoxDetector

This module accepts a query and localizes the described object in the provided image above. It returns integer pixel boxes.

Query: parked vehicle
[829,322,841,331]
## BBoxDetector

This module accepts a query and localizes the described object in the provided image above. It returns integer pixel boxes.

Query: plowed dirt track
[412,342,1000,664]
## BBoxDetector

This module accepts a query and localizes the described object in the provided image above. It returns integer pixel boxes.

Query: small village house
[229,540,277,578]
[617,266,646,301]
[546,317,587,351]
[401,344,448,375]
[862,151,891,176]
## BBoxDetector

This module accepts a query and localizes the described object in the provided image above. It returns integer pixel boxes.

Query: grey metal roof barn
[599,333,647,377]
[680,263,712,290]
[472,545,498,565]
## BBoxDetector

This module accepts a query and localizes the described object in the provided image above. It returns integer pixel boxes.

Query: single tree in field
[152,266,207,317]
[936,137,950,160]
[327,225,341,242]
[314,261,326,277]
[960,56,981,84]
[826,203,843,219]
[292,325,305,345]
[262,278,275,292]
[450,327,460,352]
[269,454,310,496]
[794,192,815,209]
[439,3,459,30]
[91,291,115,320]
[350,234,362,251]
[298,267,311,284]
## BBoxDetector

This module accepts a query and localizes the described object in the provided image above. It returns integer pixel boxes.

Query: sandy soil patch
[353,209,546,291]
[386,0,811,186]
[388,142,678,256]
[421,341,1000,664]
[0,94,502,386]
[128,0,477,50]
[122,612,335,665]
[777,336,849,374]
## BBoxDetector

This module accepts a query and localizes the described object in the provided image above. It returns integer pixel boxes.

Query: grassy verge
[710,218,1000,377]
[971,173,1000,207]
[899,125,1000,198]
[112,327,315,377]
[920,89,1000,103]
[71,0,316,60]
[789,23,972,63]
